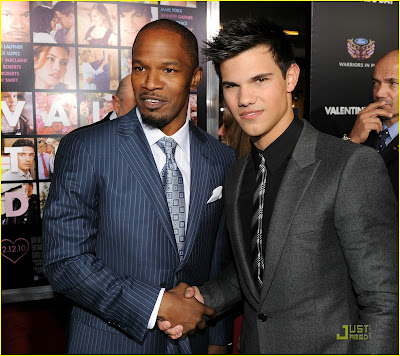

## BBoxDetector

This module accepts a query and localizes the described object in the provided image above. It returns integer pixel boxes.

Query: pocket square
[207,186,223,204]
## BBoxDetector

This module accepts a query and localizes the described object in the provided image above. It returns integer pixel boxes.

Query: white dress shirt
[136,108,191,329]
[1,168,33,181]
[136,107,191,223]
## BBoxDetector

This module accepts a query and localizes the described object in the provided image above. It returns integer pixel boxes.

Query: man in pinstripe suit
[42,20,235,354]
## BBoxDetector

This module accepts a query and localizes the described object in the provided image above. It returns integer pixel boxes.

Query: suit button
[258,313,268,322]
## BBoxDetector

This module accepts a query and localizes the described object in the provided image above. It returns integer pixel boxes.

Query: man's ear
[112,95,120,116]
[190,67,203,92]
[286,63,300,93]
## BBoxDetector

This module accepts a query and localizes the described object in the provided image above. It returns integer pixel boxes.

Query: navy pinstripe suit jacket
[42,109,236,354]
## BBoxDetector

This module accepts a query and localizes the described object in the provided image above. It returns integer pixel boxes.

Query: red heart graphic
[1,238,30,264]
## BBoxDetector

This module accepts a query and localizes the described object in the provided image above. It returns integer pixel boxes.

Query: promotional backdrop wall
[309,1,399,137]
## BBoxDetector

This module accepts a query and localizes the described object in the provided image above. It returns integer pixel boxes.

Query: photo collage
[1,0,204,290]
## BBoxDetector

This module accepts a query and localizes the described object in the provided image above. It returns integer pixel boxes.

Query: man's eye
[256,78,267,83]
[165,68,175,73]
[133,66,144,72]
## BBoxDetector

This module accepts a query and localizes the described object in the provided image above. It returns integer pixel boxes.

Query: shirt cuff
[147,288,165,329]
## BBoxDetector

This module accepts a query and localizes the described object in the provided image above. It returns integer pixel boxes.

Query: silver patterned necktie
[251,153,267,290]
[157,137,186,260]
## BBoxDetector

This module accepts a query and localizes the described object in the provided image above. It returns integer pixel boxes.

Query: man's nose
[238,86,256,107]
[11,15,24,29]
[143,70,162,90]
[374,84,388,99]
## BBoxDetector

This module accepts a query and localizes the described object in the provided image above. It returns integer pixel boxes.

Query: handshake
[157,282,210,339]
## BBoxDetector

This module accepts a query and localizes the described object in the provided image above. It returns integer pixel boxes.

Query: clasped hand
[157,283,208,339]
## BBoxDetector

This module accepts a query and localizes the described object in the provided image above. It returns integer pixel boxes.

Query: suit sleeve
[201,261,243,316]
[42,133,160,342]
[201,162,244,318]
[334,146,398,354]
[206,148,237,346]
[207,208,234,345]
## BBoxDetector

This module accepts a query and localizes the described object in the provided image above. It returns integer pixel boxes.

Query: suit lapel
[260,121,321,302]
[226,154,260,309]
[116,111,176,249]
[177,124,210,269]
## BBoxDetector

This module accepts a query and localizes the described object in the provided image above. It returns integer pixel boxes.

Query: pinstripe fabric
[42,109,235,354]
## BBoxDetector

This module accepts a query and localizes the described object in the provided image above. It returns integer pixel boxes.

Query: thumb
[184,286,196,298]
[202,303,216,319]
[157,320,171,331]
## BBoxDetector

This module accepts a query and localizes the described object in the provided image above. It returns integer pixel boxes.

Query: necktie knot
[157,137,178,158]
[258,153,266,171]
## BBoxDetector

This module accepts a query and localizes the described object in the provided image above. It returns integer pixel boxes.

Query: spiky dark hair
[203,17,295,79]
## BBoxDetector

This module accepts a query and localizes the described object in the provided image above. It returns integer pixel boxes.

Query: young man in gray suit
[160,18,398,354]
[43,20,235,354]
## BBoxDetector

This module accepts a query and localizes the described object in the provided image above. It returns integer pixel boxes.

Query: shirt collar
[251,117,303,173]
[383,121,399,140]
[18,169,32,179]
[110,111,117,120]
[136,107,190,156]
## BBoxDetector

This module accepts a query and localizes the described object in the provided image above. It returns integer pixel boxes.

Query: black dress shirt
[239,118,304,259]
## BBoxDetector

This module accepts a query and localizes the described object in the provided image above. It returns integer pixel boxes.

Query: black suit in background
[364,132,399,200]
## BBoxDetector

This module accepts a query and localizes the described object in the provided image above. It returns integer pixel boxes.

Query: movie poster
[1,0,207,294]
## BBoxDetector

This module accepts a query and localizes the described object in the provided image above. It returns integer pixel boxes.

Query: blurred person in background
[218,106,251,158]
[345,49,399,199]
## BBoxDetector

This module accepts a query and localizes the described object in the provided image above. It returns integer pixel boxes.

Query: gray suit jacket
[201,120,398,354]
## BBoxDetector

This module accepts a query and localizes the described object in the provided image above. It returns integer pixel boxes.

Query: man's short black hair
[53,1,74,16]
[12,139,34,149]
[134,19,199,70]
[203,17,295,79]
